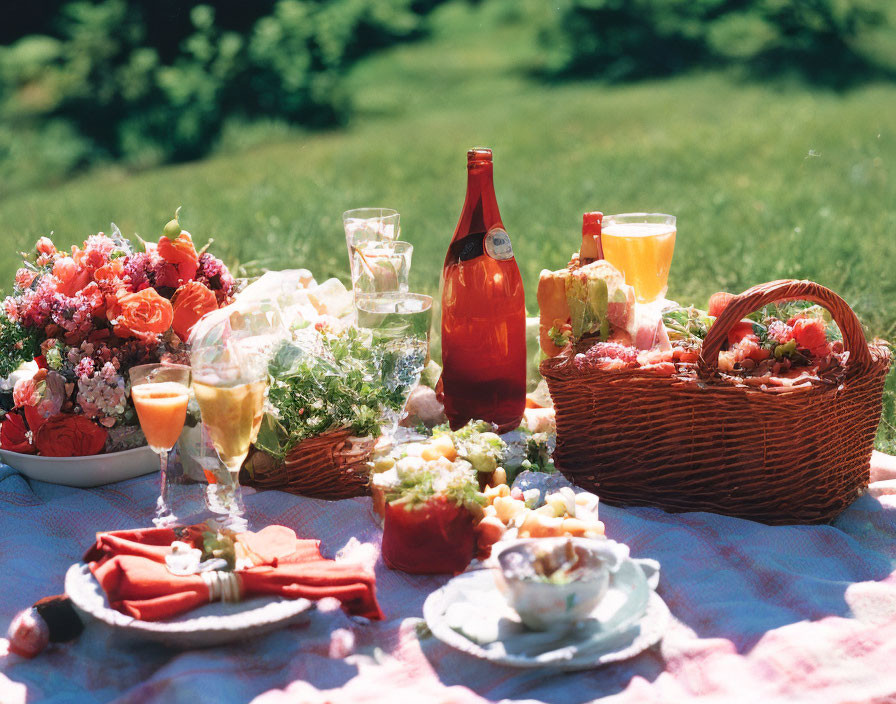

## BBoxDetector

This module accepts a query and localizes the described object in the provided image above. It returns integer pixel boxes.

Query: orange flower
[36,237,57,257]
[93,259,125,290]
[171,281,218,341]
[158,231,199,283]
[114,288,174,339]
[53,256,91,296]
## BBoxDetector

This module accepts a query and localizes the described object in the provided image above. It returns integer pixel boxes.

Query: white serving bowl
[493,537,629,631]
[0,445,158,487]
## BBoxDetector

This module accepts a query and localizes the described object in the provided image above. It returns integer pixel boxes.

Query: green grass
[1,1,894,449]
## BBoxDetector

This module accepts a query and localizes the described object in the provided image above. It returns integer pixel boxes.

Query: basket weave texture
[540,280,891,525]
[240,429,374,500]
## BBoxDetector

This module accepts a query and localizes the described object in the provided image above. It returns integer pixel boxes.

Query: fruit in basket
[708,291,735,317]
[791,317,831,358]
[537,260,635,356]
[573,341,639,371]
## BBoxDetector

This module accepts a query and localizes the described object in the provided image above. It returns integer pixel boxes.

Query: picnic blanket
[2,454,896,704]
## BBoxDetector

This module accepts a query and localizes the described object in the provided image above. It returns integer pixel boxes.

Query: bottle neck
[453,160,503,242]
[580,211,603,263]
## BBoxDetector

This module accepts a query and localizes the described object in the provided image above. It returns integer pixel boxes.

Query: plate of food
[0,445,159,488]
[423,538,669,669]
[65,562,314,648]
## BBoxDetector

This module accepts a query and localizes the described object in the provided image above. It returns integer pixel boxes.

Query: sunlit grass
[1,1,894,449]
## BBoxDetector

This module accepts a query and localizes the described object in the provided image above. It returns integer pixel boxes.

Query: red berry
[791,317,831,358]
[727,321,756,347]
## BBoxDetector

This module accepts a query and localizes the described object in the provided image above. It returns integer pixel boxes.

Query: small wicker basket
[240,428,375,500]
[540,280,891,525]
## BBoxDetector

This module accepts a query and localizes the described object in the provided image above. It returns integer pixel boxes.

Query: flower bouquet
[0,210,235,460]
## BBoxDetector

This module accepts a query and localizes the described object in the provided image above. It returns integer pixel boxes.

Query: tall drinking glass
[351,240,413,296]
[356,292,432,441]
[343,208,400,265]
[601,213,676,304]
[129,363,192,527]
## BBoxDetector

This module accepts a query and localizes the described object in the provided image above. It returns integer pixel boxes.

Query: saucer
[423,557,669,669]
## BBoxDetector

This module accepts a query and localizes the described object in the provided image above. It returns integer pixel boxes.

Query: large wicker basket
[540,280,891,525]
[239,429,375,500]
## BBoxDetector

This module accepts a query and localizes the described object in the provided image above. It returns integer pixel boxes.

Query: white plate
[65,563,314,648]
[423,559,669,670]
[0,445,158,487]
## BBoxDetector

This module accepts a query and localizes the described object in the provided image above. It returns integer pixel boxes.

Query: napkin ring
[201,570,242,604]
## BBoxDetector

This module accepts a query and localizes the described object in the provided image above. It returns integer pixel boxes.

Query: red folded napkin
[84,525,383,622]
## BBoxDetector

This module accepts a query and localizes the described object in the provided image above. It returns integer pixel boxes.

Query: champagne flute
[192,368,267,533]
[129,363,192,527]
[189,304,286,531]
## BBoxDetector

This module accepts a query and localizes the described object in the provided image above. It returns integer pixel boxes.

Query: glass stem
[155,448,172,525]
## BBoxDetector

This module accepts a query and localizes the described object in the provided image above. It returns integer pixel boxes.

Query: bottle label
[454,232,485,261]
[484,228,514,261]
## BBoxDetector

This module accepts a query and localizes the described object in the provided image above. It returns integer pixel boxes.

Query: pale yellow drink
[192,378,266,472]
[601,221,676,303]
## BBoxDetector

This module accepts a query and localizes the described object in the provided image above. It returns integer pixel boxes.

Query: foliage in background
[0,0,443,193]
[538,0,896,84]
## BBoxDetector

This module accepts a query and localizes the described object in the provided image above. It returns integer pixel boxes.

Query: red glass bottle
[440,148,526,432]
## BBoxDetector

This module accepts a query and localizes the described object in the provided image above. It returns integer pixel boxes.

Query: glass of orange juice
[601,213,677,304]
[130,363,192,527]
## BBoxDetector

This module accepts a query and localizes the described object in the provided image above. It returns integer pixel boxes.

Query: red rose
[35,415,107,457]
[0,412,36,454]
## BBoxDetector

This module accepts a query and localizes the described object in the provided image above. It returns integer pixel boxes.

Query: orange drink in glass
[129,363,192,526]
[131,381,190,452]
[601,213,676,304]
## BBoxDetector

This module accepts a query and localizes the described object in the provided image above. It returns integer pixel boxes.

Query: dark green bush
[0,0,442,191]
[539,0,894,83]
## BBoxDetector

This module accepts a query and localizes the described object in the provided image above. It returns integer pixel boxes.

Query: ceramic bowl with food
[492,537,629,631]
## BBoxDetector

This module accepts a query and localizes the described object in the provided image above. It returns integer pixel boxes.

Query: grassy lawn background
[1,2,894,449]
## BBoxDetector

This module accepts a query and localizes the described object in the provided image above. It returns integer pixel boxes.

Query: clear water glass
[351,240,413,296]
[343,208,400,266]
[355,292,432,437]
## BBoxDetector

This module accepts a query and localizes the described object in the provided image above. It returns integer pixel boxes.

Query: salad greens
[257,328,405,460]
[565,276,611,341]
[384,456,485,510]
[662,306,715,343]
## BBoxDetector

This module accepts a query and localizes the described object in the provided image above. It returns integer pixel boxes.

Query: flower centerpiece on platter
[0,210,235,457]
